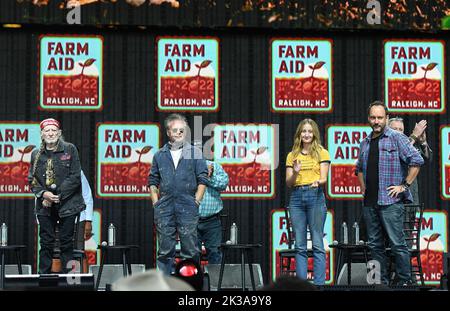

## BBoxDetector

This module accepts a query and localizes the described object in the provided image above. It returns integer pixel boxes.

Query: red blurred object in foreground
[178,264,198,277]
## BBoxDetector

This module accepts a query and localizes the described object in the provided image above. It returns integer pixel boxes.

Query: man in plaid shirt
[356,101,424,285]
[198,160,229,264]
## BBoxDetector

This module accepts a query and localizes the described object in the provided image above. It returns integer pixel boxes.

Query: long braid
[31,141,45,186]
[32,137,63,186]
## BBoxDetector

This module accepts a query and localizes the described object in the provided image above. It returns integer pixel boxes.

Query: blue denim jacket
[148,142,208,207]
[28,141,85,218]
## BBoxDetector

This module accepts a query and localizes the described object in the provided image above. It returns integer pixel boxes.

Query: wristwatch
[402,180,411,189]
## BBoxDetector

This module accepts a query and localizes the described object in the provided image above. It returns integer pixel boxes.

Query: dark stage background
[0,1,449,285]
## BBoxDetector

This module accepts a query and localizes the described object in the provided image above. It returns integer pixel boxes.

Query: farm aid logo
[0,123,40,197]
[271,39,333,112]
[326,125,371,199]
[84,209,101,267]
[419,211,448,285]
[39,35,103,110]
[441,126,450,199]
[271,209,334,283]
[384,40,445,113]
[213,124,277,198]
[157,37,219,111]
[96,123,159,198]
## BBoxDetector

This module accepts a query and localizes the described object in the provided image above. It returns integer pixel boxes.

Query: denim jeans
[289,186,327,285]
[37,209,77,274]
[363,203,411,284]
[198,214,222,264]
[154,199,200,275]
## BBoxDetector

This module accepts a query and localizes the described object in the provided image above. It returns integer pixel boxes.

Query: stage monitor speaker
[204,264,264,290]
[89,264,146,291]
[337,263,369,285]
[4,274,95,290]
[4,264,32,275]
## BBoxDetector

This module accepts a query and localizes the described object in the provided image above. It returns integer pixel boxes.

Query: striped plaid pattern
[199,160,229,218]
[356,126,424,206]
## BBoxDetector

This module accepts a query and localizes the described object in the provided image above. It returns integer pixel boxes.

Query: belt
[199,213,220,222]
[294,184,314,189]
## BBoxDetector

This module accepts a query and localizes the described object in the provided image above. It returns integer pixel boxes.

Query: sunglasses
[170,128,185,134]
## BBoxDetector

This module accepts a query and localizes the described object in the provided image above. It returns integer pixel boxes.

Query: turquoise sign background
[213,124,276,198]
[326,125,371,199]
[96,123,159,198]
[271,209,334,284]
[157,37,219,111]
[420,211,448,285]
[271,39,333,112]
[441,126,450,199]
[384,40,445,113]
[0,123,40,197]
[39,35,103,110]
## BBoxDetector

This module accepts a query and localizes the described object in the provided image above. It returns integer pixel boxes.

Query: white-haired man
[28,118,85,274]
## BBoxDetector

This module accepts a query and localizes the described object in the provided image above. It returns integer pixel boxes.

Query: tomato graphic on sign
[96,123,159,198]
[157,37,219,111]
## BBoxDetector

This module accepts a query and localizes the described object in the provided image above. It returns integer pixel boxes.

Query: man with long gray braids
[28,118,85,274]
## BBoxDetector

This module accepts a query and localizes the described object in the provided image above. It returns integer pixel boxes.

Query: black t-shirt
[364,134,380,206]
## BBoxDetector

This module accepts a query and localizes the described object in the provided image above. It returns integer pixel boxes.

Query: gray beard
[43,136,59,144]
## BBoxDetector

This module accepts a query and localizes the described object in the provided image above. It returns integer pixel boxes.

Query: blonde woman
[285,119,330,285]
